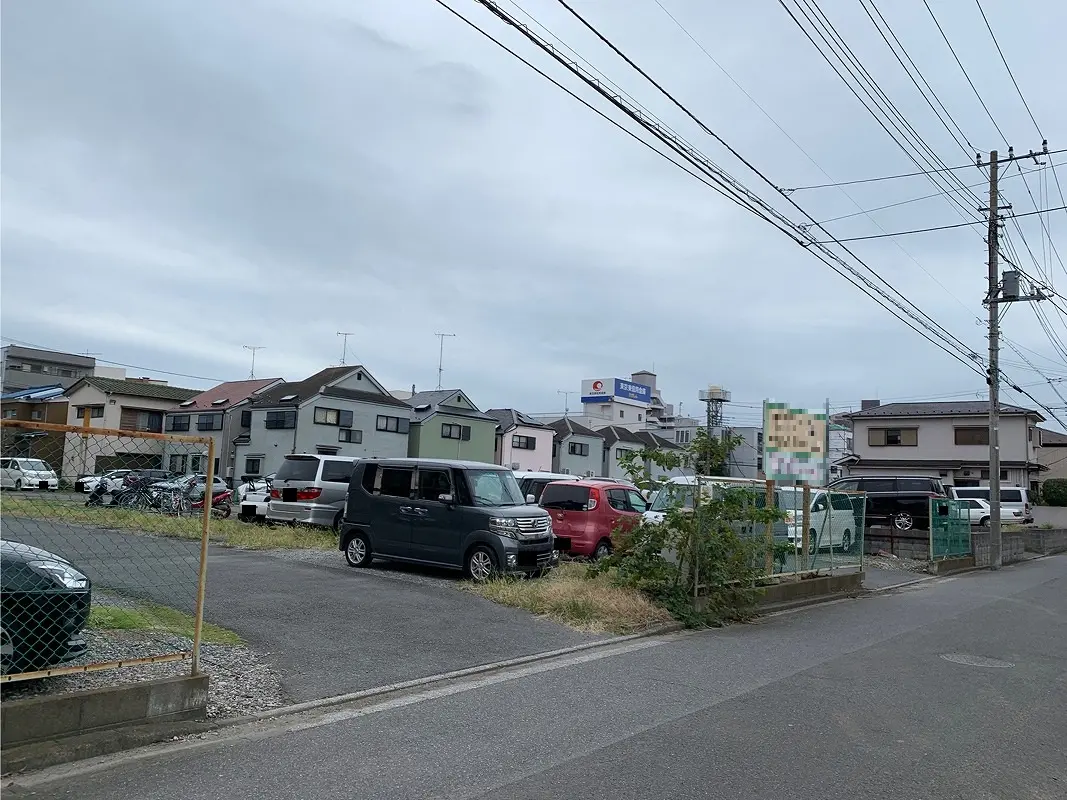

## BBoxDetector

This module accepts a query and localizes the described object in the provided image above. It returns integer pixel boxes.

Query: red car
[539,479,648,559]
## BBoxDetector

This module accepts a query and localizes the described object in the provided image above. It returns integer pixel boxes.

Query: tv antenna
[243,345,264,379]
[434,333,456,390]
[337,332,355,366]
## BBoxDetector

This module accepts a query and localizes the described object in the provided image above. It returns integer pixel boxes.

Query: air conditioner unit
[585,470,595,477]
[510,462,520,470]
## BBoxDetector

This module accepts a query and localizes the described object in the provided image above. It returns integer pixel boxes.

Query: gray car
[268,454,359,530]
[339,458,558,580]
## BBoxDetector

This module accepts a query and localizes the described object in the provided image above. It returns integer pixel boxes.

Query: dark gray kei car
[338,459,558,581]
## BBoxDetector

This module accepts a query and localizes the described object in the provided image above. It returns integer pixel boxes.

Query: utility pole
[434,333,455,390]
[243,345,264,379]
[558,390,576,418]
[980,146,1048,570]
[336,332,355,366]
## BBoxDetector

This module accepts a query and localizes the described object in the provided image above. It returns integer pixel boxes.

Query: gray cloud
[3,0,1065,420]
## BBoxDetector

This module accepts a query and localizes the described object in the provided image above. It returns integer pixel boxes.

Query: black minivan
[338,458,558,581]
[827,475,947,531]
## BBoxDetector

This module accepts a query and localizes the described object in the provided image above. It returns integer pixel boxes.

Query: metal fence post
[801,484,811,571]
[191,438,215,676]
[764,479,774,575]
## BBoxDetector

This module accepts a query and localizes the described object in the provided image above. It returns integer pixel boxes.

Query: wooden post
[192,437,215,676]
[80,407,92,478]
[801,484,811,571]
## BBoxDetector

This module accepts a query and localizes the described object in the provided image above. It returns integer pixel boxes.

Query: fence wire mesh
[766,485,866,576]
[929,497,971,559]
[1,419,213,682]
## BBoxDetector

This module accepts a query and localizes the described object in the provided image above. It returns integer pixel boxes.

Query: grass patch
[465,562,672,634]
[0,494,335,551]
[89,603,242,645]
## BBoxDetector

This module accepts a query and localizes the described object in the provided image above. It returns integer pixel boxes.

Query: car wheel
[979,516,990,528]
[593,540,612,560]
[892,512,914,531]
[344,533,372,567]
[466,545,496,582]
[13,480,21,491]
[841,530,853,553]
[333,511,343,533]
[808,529,817,554]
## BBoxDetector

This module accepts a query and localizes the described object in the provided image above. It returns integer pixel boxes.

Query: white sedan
[237,474,274,522]
[960,498,1021,527]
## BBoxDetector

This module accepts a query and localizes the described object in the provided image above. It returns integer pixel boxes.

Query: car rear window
[1001,489,1023,503]
[540,483,590,511]
[321,460,354,484]
[275,457,320,482]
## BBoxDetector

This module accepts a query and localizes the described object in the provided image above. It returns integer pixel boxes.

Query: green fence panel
[929,498,971,559]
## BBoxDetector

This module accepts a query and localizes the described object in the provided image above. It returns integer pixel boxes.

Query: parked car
[237,473,275,522]
[514,471,580,504]
[957,497,1022,527]
[339,458,558,580]
[75,469,132,494]
[0,539,92,674]
[539,479,647,559]
[152,473,228,500]
[776,486,858,552]
[827,476,947,531]
[0,458,59,492]
[643,475,769,524]
[950,486,1033,524]
[269,454,359,530]
[121,469,174,488]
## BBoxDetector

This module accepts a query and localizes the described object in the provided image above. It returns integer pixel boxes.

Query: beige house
[839,400,1043,491]
[61,377,200,478]
[1036,427,1067,487]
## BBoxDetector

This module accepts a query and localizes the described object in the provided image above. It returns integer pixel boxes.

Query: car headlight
[489,517,523,538]
[28,560,89,590]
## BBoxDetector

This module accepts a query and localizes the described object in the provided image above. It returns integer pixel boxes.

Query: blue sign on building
[612,378,651,403]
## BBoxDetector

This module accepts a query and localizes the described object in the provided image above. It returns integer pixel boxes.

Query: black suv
[827,475,947,531]
[339,458,558,581]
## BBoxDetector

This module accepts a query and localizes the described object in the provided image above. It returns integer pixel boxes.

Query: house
[547,417,604,476]
[486,409,554,471]
[405,389,496,463]
[0,385,68,472]
[234,366,412,478]
[61,377,200,478]
[1036,427,1067,488]
[633,430,686,481]
[598,425,648,480]
[840,400,1043,491]
[161,378,283,480]
[2,345,96,393]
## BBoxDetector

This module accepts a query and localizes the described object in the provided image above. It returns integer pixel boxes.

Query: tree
[616,428,743,492]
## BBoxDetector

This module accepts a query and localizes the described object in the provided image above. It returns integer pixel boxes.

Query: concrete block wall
[865,532,930,560]
[1022,528,1067,555]
[971,531,1026,568]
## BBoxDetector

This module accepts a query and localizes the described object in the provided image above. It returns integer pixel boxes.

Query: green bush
[1042,479,1067,506]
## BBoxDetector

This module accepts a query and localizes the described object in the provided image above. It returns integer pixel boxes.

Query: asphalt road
[2,520,601,703]
[9,555,1065,799]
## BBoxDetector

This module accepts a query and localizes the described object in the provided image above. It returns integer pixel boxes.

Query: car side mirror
[438,493,454,505]
[526,493,536,504]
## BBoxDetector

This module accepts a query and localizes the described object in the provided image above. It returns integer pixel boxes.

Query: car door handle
[399,506,414,514]
[412,507,427,516]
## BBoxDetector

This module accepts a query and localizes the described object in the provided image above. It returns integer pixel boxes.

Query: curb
[1,622,684,776]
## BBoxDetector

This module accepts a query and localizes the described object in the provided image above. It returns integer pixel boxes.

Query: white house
[62,377,200,478]
[547,417,604,476]
[840,400,1043,491]
[233,365,411,477]
[486,409,554,472]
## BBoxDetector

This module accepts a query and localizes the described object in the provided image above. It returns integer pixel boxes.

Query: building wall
[725,427,763,479]
[2,346,95,393]
[851,415,1034,464]
[496,425,554,472]
[603,441,642,480]
[409,413,495,463]
[553,433,604,476]
[1037,445,1067,484]
[235,397,411,477]
[0,400,69,474]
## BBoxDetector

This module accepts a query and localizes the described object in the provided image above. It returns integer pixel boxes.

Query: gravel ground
[2,617,286,718]
[865,553,930,573]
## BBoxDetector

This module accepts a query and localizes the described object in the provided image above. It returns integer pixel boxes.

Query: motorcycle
[192,488,233,519]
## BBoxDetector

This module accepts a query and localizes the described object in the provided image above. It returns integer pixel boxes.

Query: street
[8,555,1065,799]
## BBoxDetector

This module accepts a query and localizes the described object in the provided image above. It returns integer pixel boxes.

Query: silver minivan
[951,486,1032,523]
[267,454,360,530]
[0,458,59,491]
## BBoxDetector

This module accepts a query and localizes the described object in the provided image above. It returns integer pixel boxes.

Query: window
[862,479,896,493]
[898,478,941,493]
[616,448,634,460]
[954,426,989,446]
[626,490,648,512]
[868,428,917,446]
[980,469,990,480]
[541,483,590,511]
[169,454,187,473]
[167,415,190,432]
[75,405,105,419]
[265,410,297,429]
[3,409,17,419]
[417,469,452,502]
[190,455,204,473]
[339,428,362,443]
[619,409,625,419]
[124,410,163,433]
[834,480,860,492]
[59,369,74,378]
[830,493,854,511]
[240,410,252,428]
[376,415,410,434]
[638,414,642,421]
[676,429,691,444]
[316,446,340,456]
[512,435,536,450]
[1001,489,1022,502]
[321,460,354,483]
[197,414,223,431]
[379,467,414,498]
[314,407,345,426]
[1001,470,1009,481]
[275,457,320,481]
[30,409,43,421]
[606,489,628,510]
[245,458,262,475]
[568,441,589,457]
[442,423,471,441]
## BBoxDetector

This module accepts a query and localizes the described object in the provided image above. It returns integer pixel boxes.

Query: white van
[643,475,768,524]
[0,457,59,491]
[950,486,1032,523]
[776,486,858,552]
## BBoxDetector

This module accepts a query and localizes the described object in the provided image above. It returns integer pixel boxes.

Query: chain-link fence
[929,497,971,559]
[1,419,215,683]
[765,483,865,576]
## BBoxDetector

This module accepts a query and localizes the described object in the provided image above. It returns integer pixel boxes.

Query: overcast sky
[3,0,1066,428]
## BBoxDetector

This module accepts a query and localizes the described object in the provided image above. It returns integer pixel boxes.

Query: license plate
[553,536,572,551]
[39,481,49,490]
[282,488,297,502]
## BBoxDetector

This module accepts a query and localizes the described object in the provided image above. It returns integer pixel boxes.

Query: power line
[784,157,998,193]
[974,0,1040,135]
[812,205,1067,244]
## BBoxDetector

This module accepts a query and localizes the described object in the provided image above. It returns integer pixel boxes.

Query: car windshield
[466,469,525,507]
[22,460,51,472]
[650,484,695,512]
